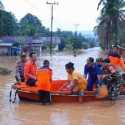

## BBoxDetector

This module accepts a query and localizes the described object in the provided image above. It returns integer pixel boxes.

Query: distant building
[0,36,61,56]
[24,36,61,55]
[0,37,20,56]
[0,42,13,56]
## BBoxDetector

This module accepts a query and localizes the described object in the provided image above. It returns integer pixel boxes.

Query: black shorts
[26,78,37,86]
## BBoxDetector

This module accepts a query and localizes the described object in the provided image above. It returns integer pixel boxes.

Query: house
[0,42,13,56]
[0,36,61,56]
[0,37,20,56]
[24,36,61,55]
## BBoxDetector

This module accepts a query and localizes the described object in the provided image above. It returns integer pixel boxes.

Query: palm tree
[97,0,125,50]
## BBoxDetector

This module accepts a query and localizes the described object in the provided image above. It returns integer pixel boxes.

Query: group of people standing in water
[15,45,125,104]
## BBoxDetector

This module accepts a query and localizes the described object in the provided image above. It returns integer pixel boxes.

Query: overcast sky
[2,0,100,31]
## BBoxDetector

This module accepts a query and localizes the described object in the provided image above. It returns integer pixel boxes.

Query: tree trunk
[105,21,111,50]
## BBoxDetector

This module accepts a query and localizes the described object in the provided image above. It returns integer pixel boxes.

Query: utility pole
[46,1,58,56]
[73,24,79,57]
[74,24,79,36]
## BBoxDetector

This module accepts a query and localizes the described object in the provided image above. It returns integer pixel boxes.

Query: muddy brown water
[0,48,125,125]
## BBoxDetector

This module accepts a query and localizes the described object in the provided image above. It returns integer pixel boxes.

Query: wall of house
[0,47,10,55]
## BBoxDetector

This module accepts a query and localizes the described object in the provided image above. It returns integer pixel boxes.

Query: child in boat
[96,58,104,83]
[60,62,87,102]
[15,53,27,82]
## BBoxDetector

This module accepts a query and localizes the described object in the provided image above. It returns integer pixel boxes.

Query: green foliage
[0,10,18,36]
[118,21,125,47]
[54,29,96,52]
[19,13,46,36]
[96,0,125,49]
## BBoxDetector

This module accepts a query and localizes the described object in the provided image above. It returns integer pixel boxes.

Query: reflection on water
[0,47,125,125]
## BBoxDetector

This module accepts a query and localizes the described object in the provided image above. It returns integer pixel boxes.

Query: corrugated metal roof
[0,43,13,47]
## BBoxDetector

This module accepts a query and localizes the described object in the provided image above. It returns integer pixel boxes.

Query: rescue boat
[10,69,125,103]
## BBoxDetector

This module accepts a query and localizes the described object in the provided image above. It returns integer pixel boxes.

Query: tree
[118,21,125,47]
[19,13,47,36]
[96,0,125,49]
[0,10,18,36]
[58,40,65,51]
[67,35,83,56]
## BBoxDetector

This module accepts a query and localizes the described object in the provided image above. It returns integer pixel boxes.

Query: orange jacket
[24,60,37,81]
[36,69,52,91]
[109,56,125,71]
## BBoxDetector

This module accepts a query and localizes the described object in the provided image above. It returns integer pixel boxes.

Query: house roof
[0,36,61,45]
[0,43,13,47]
[30,37,61,44]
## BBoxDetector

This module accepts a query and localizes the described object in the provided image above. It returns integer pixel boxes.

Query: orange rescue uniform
[109,56,125,71]
[24,60,37,81]
[36,69,52,91]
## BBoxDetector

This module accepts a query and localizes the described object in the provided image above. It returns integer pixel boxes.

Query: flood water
[0,47,125,125]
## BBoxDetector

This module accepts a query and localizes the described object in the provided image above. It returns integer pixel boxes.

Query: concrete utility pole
[74,24,79,36]
[46,1,58,56]
[73,24,79,57]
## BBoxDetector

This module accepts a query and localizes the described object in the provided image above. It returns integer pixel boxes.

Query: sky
[2,0,100,31]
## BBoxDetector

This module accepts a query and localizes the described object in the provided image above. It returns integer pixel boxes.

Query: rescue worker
[108,45,125,71]
[24,52,37,86]
[38,60,53,104]
[102,58,122,100]
[84,57,102,91]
